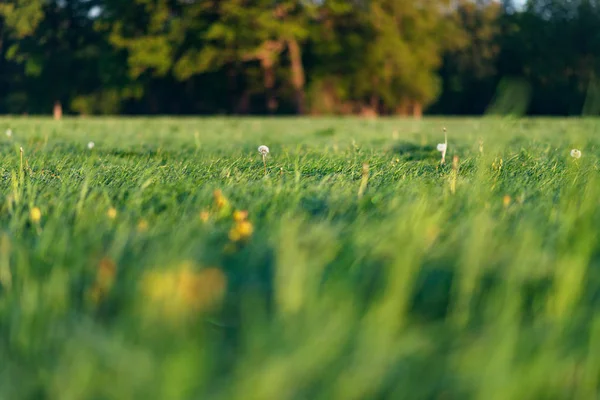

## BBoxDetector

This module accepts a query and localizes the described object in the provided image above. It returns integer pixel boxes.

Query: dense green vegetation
[1,117,600,398]
[2,0,600,116]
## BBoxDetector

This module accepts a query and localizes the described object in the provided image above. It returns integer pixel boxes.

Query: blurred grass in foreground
[0,117,599,399]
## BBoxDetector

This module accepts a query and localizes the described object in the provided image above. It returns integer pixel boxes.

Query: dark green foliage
[1,1,600,115]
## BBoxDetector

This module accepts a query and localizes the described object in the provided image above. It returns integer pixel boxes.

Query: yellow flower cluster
[229,210,253,242]
[200,189,254,246]
[141,261,227,319]
[233,210,248,222]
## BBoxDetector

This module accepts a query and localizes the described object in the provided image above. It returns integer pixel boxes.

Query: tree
[495,0,600,114]
[0,0,44,39]
[194,0,313,114]
[0,0,130,115]
[303,0,373,114]
[432,0,503,114]
[104,0,315,114]
[0,0,44,113]
[352,0,467,117]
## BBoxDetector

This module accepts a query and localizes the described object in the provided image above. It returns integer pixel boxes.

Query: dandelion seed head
[6,129,12,137]
[437,143,447,152]
[88,141,95,150]
[258,145,269,156]
[570,149,582,159]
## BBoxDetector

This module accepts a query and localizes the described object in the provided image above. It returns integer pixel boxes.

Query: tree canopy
[0,0,599,116]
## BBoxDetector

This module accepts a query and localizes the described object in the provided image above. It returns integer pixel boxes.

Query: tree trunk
[261,57,277,114]
[236,91,251,114]
[412,101,423,119]
[286,38,306,114]
[149,92,159,114]
[396,100,409,116]
[360,106,378,118]
[242,40,284,114]
[370,95,379,114]
[227,65,237,113]
[53,101,63,120]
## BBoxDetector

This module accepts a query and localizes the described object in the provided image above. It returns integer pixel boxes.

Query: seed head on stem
[258,145,269,175]
[437,127,448,165]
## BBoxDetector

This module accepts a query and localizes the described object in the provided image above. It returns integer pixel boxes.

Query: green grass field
[1,117,600,399]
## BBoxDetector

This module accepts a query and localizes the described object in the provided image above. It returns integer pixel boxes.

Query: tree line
[0,0,599,117]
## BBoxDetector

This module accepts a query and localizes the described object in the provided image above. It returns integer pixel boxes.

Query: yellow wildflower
[237,221,253,237]
[137,219,149,232]
[229,220,254,242]
[213,189,228,210]
[30,207,41,223]
[141,261,227,319]
[503,195,512,208]
[213,189,232,219]
[107,207,117,220]
[233,210,248,223]
[200,210,210,223]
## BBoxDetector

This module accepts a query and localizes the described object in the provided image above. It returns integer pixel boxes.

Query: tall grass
[0,117,599,399]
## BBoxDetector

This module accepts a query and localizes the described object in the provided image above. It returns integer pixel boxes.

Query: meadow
[1,116,600,399]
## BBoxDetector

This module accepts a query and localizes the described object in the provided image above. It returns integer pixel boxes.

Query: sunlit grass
[0,117,599,399]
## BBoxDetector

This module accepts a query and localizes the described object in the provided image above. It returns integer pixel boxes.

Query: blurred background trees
[0,0,599,116]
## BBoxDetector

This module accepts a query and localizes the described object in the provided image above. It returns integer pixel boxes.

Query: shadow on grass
[313,127,336,137]
[391,141,437,161]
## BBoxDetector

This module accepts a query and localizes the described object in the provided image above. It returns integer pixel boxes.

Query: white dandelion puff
[258,145,269,156]
[5,129,12,138]
[570,149,581,159]
[88,141,95,150]
[438,127,448,164]
[258,145,269,175]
